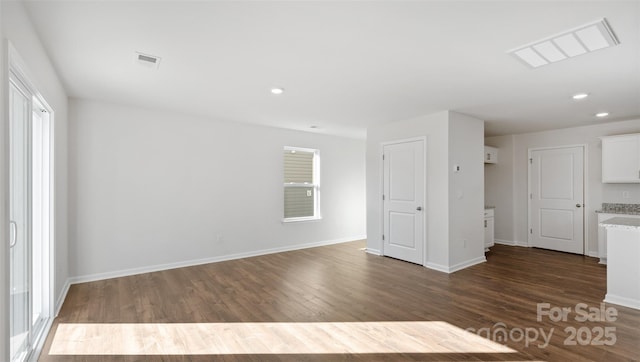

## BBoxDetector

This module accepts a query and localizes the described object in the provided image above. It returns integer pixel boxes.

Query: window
[283,147,320,222]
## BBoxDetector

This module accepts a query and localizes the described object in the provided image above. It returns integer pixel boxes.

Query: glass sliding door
[9,68,53,362]
[30,98,51,337]
[9,74,31,362]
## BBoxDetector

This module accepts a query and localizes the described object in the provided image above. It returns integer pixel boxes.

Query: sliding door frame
[7,42,55,362]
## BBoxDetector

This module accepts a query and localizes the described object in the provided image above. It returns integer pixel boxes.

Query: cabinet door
[484,217,494,248]
[602,135,640,183]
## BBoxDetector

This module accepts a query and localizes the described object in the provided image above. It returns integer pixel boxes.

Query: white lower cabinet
[484,208,495,251]
[598,212,640,264]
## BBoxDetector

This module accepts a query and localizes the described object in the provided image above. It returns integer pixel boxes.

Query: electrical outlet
[622,191,630,199]
[216,234,224,243]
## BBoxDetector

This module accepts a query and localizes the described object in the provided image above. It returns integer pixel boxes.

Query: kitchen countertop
[599,217,640,230]
[596,203,640,215]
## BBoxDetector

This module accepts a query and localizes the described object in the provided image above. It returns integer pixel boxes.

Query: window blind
[283,149,318,219]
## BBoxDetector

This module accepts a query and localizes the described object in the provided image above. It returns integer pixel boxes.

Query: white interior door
[382,139,425,264]
[529,146,584,254]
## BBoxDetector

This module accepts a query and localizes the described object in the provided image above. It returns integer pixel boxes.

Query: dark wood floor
[39,241,640,361]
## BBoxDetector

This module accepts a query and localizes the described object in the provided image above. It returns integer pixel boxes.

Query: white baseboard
[55,279,71,317]
[425,256,486,274]
[495,239,529,247]
[425,262,449,273]
[68,235,367,285]
[366,248,381,256]
[605,294,640,310]
[587,251,599,258]
[448,256,487,273]
[494,239,516,246]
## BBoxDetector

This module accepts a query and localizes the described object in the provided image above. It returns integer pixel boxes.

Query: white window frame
[283,146,321,223]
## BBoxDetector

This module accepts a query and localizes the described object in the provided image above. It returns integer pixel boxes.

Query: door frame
[380,136,428,266]
[527,144,588,255]
[7,41,56,362]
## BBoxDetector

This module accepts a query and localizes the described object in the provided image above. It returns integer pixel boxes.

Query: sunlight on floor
[49,321,516,355]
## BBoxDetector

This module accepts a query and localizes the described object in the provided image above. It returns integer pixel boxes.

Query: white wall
[485,119,640,255]
[366,110,484,272]
[1,1,69,354]
[69,99,366,280]
[448,112,485,268]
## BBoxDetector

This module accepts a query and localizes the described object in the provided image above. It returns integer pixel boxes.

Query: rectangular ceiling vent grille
[134,52,161,69]
[508,18,619,69]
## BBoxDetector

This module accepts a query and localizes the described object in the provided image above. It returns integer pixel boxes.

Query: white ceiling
[23,1,640,139]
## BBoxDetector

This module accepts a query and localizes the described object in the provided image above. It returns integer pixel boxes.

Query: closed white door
[383,140,425,264]
[529,146,584,254]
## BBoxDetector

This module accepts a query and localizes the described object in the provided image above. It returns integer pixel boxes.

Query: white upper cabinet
[601,134,640,183]
[484,146,498,164]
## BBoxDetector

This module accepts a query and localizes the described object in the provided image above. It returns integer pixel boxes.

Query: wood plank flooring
[38,241,640,361]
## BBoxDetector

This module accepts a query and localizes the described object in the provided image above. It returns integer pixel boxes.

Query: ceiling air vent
[508,18,620,68]
[134,52,161,69]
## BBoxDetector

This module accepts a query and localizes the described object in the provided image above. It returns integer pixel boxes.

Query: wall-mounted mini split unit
[134,52,161,69]
[508,18,620,68]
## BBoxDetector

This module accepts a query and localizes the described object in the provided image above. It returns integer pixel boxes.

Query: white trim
[424,262,450,273]
[527,144,588,255]
[54,279,70,317]
[68,236,366,285]
[448,257,487,273]
[495,239,530,247]
[425,256,486,274]
[587,251,599,258]
[494,239,517,246]
[604,294,640,310]
[365,248,381,256]
[281,216,322,223]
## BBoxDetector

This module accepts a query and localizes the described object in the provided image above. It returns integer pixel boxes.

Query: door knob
[576,204,582,208]
[416,207,422,211]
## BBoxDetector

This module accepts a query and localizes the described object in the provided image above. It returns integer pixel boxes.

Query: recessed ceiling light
[271,87,284,95]
[508,18,619,68]
[572,93,589,100]
[596,112,610,118]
